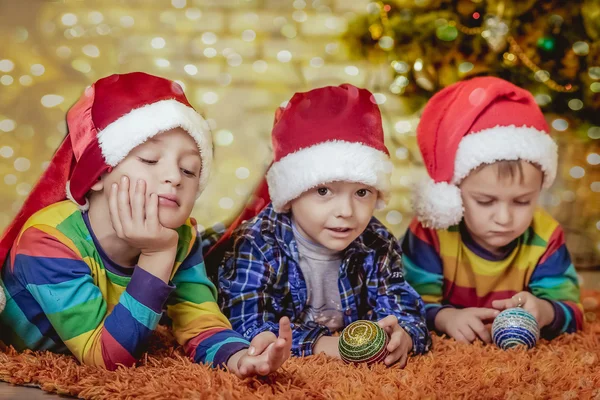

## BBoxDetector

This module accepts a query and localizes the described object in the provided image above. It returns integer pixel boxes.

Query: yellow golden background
[0,0,598,274]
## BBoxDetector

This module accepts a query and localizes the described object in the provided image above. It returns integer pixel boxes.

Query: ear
[280,201,292,213]
[90,175,104,192]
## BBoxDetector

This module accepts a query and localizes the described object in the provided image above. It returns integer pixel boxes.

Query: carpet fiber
[1,290,599,399]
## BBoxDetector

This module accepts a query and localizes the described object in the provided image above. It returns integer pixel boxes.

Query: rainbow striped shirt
[401,208,583,339]
[0,201,249,370]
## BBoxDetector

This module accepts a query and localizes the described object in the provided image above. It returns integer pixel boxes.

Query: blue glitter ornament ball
[491,308,540,350]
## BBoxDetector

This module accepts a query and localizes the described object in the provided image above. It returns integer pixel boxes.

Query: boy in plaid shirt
[218,85,430,367]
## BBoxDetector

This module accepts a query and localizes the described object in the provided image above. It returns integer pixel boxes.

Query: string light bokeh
[0,0,598,273]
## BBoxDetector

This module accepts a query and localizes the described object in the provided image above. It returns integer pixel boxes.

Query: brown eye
[317,187,329,196]
[356,189,368,197]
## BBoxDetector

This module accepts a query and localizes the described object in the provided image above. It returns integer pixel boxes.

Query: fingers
[271,317,292,354]
[492,292,529,310]
[146,193,159,228]
[384,349,401,366]
[117,176,132,231]
[132,179,146,226]
[457,326,476,343]
[237,360,254,378]
[265,340,288,369]
[241,321,294,377]
[384,336,410,366]
[490,300,504,310]
[256,362,271,376]
[511,292,530,309]
[378,315,399,331]
[237,353,274,378]
[467,318,492,344]
[248,331,277,356]
[386,330,402,353]
[108,183,124,236]
[452,330,469,344]
[491,299,514,310]
[473,308,501,322]
[397,353,408,369]
[278,317,292,343]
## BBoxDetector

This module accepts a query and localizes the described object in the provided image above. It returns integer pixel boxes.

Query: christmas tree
[343,0,600,268]
[343,0,599,127]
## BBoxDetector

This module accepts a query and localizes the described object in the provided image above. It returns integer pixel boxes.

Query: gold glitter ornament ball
[338,320,389,365]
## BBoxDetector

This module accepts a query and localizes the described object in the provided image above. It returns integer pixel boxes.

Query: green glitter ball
[338,320,389,365]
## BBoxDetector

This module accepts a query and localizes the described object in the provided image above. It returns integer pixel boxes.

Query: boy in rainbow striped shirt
[402,77,583,344]
[0,72,291,377]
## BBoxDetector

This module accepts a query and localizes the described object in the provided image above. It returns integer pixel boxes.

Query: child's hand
[435,307,499,344]
[378,315,413,367]
[491,291,555,328]
[108,176,179,254]
[313,335,340,358]
[313,335,342,358]
[229,317,292,378]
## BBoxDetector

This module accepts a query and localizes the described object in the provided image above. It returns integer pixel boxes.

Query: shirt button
[345,308,352,316]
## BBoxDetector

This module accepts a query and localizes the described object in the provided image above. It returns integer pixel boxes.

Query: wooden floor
[1,270,598,399]
[0,383,72,399]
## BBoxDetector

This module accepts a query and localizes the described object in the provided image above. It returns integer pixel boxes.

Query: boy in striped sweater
[0,72,291,377]
[403,77,583,344]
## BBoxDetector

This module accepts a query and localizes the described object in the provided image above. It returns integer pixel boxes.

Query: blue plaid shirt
[218,203,431,357]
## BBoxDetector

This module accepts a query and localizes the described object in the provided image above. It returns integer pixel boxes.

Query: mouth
[158,194,180,207]
[326,227,354,236]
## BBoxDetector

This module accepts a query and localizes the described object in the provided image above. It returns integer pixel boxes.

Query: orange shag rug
[1,290,599,400]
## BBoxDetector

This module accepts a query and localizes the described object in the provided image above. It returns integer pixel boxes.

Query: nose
[162,161,182,187]
[335,195,353,218]
[494,202,512,226]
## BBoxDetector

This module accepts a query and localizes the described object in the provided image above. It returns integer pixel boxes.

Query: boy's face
[93,128,202,229]
[289,181,378,252]
[459,161,543,254]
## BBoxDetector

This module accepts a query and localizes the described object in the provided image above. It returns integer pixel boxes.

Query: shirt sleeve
[369,234,431,354]
[528,225,583,339]
[401,218,450,331]
[10,226,173,370]
[167,234,249,367]
[218,234,328,357]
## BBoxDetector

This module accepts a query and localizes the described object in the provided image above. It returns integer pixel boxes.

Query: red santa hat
[0,72,212,277]
[266,84,392,212]
[413,76,558,229]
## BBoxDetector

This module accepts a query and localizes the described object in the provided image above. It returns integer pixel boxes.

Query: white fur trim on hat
[414,125,558,229]
[266,140,392,213]
[0,284,5,314]
[97,99,213,193]
[452,125,558,188]
[412,177,463,229]
[66,180,90,211]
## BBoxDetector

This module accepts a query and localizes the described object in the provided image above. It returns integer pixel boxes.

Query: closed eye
[475,200,494,206]
[138,157,157,165]
[182,168,196,177]
[514,200,531,205]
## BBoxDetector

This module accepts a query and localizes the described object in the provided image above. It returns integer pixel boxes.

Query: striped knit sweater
[0,201,249,369]
[401,208,583,339]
